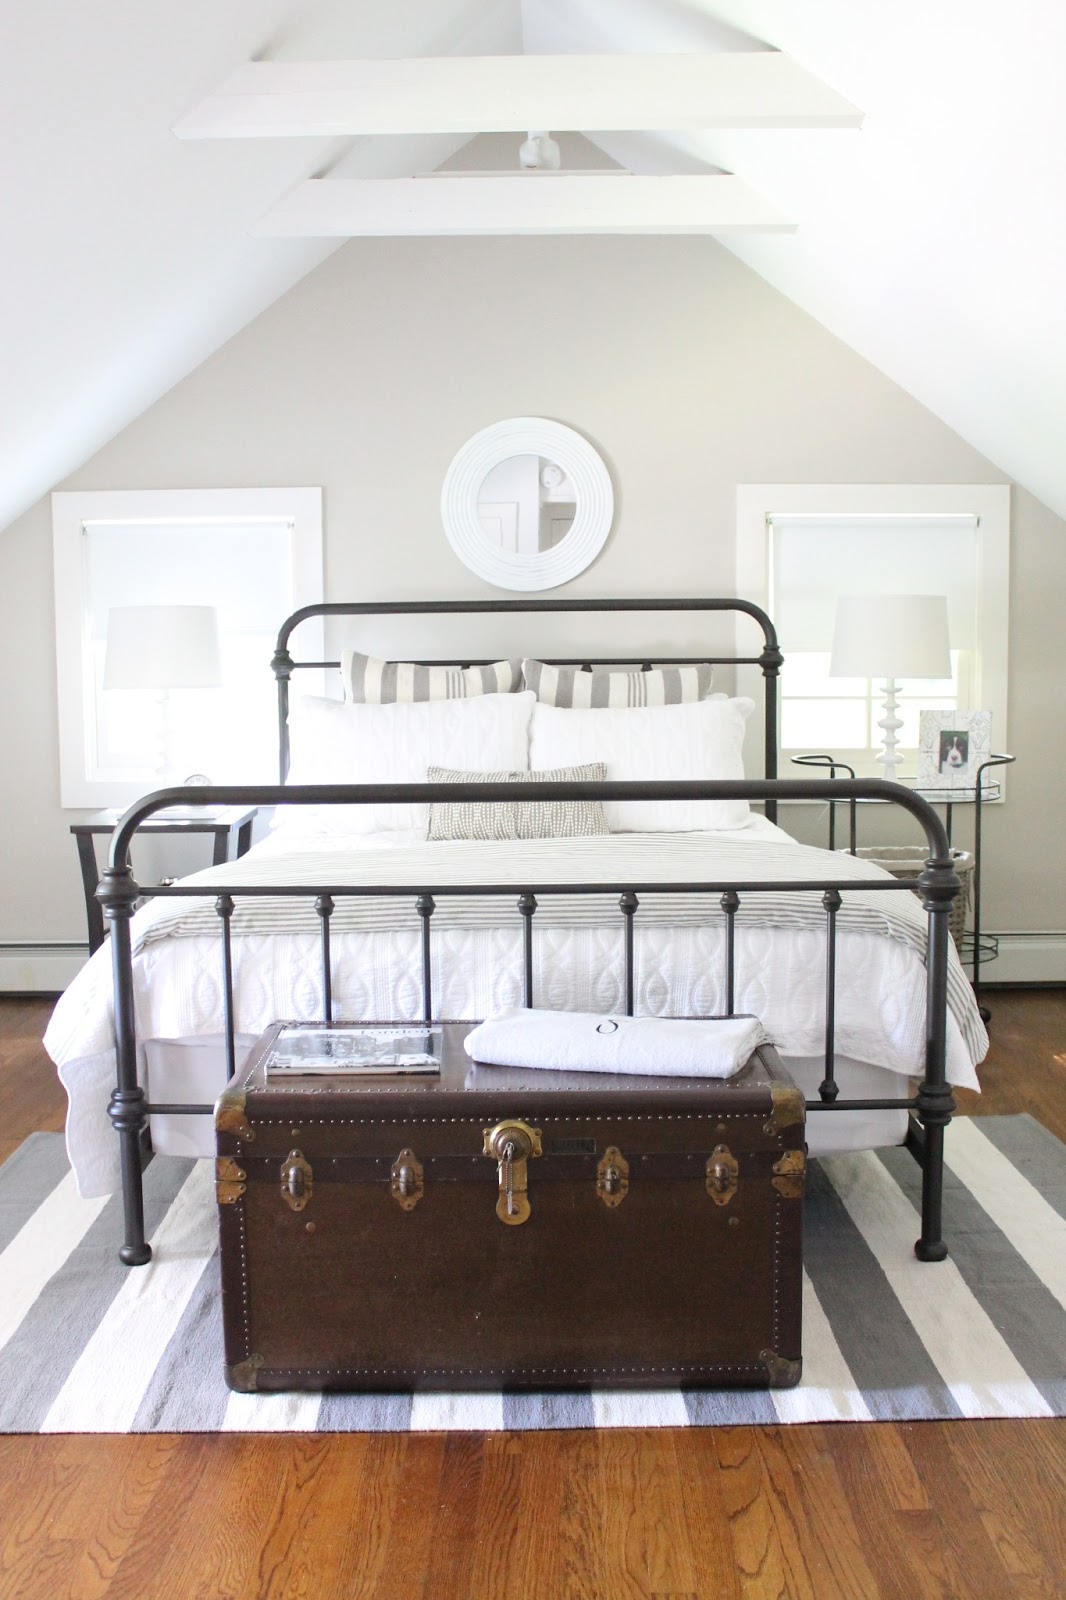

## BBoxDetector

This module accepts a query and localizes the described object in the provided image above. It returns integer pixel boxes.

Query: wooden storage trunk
[216,1022,805,1393]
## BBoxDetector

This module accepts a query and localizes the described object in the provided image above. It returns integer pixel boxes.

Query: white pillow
[528,697,754,832]
[274,691,536,836]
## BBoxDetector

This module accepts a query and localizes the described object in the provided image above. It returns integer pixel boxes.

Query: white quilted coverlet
[45,822,987,1197]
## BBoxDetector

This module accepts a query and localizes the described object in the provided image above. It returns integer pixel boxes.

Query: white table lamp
[103,605,222,779]
[830,595,951,779]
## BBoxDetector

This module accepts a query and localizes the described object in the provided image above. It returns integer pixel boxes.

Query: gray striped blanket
[131,831,985,1060]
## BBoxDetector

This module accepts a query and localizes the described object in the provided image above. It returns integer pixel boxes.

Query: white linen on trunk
[464,1009,766,1077]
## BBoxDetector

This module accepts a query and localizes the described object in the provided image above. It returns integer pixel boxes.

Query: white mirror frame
[440,417,614,591]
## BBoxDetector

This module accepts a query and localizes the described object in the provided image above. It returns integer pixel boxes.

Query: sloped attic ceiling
[2,0,1064,532]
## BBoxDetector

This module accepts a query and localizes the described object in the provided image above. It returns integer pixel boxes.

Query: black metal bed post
[913,850,960,1262]
[758,640,784,824]
[100,861,152,1266]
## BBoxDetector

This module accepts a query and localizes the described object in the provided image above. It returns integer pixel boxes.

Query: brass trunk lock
[482,1119,542,1226]
[280,1150,313,1212]
[596,1146,630,1208]
[390,1148,424,1211]
[706,1144,739,1206]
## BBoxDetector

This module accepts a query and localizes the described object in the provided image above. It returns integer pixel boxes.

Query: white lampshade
[103,605,222,691]
[829,594,951,680]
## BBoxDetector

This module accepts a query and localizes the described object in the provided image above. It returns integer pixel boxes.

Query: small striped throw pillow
[522,658,712,708]
[427,763,609,842]
[342,651,522,704]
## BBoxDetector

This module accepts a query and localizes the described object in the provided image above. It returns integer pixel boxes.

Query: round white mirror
[441,418,614,591]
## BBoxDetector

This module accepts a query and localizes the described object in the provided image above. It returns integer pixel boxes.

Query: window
[736,485,1010,778]
[53,488,323,807]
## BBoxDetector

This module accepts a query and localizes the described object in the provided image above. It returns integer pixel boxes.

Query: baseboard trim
[0,945,88,991]
[977,933,1066,985]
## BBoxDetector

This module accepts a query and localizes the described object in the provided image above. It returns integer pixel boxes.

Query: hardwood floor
[0,991,1064,1599]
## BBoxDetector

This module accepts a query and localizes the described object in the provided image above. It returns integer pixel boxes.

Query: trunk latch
[706,1144,739,1205]
[390,1148,425,1211]
[280,1149,313,1212]
[596,1146,630,1207]
[483,1119,542,1226]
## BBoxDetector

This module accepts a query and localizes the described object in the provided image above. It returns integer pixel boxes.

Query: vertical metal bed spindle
[416,894,435,1024]
[820,888,841,1102]
[619,891,638,1016]
[215,894,237,1080]
[720,889,739,1016]
[518,892,537,1008]
[315,893,334,1022]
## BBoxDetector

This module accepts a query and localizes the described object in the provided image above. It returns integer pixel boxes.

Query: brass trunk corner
[226,1354,264,1393]
[216,1086,254,1142]
[760,1349,802,1388]
[764,1082,805,1137]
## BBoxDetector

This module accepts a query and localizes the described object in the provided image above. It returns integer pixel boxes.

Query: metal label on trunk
[548,1137,597,1155]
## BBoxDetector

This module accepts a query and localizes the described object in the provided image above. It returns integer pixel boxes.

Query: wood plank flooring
[0,991,1064,1600]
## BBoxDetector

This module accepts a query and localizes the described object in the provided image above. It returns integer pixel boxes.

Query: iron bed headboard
[270,597,784,820]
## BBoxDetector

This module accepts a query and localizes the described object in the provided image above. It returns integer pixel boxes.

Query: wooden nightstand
[71,806,258,955]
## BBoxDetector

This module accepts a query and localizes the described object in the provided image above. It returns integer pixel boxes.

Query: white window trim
[735,483,1010,780]
[53,487,324,808]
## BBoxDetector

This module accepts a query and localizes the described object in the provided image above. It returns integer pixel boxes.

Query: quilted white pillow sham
[273,691,536,836]
[528,696,754,832]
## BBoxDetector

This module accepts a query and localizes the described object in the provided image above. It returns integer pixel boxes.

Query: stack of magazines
[264,1024,442,1077]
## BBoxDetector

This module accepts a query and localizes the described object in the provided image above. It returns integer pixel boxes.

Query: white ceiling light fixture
[518,132,562,170]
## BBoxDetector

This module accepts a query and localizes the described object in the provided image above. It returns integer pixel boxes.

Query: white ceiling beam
[174,54,862,140]
[252,174,795,237]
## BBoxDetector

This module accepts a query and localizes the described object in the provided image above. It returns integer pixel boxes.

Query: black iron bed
[96,597,962,1268]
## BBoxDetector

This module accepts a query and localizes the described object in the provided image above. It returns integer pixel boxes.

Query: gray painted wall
[2,235,1062,950]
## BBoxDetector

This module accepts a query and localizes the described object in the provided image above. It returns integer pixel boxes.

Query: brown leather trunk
[216,1022,804,1393]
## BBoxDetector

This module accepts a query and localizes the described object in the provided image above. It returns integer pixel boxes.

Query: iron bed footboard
[98,776,961,1269]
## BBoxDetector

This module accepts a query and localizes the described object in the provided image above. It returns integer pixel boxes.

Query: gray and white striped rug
[1,1117,1064,1432]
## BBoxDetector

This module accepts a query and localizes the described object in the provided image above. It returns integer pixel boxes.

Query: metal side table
[71,805,258,956]
[791,754,1015,1019]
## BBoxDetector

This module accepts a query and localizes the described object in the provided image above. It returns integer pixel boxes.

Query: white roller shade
[768,514,979,652]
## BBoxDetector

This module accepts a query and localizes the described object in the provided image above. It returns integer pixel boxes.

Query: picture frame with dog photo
[916,709,992,789]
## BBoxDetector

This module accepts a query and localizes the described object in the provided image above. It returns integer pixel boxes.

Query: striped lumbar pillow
[342,651,522,704]
[427,763,609,842]
[522,658,712,708]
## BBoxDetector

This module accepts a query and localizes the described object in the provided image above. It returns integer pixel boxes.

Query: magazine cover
[265,1025,442,1076]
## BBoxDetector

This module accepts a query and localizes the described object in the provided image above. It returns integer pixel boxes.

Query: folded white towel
[464,1009,765,1079]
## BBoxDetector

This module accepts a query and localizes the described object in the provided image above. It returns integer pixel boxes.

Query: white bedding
[45,817,987,1197]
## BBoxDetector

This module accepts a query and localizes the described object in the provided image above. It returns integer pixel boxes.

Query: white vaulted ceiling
[2,0,1064,531]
